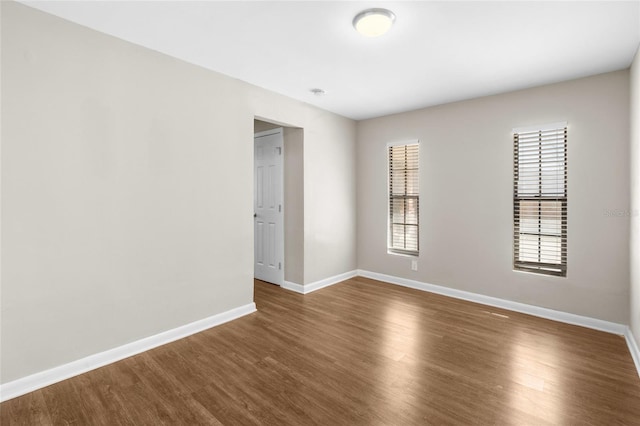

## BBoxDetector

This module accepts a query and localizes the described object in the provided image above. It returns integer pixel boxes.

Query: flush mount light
[353,8,396,37]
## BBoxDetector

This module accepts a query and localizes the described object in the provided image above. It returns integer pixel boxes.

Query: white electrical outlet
[411,259,418,271]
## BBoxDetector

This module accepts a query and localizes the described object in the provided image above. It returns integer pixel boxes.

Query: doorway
[254,119,304,288]
[254,128,284,285]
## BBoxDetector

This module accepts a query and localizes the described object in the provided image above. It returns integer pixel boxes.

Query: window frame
[387,140,420,256]
[513,123,567,277]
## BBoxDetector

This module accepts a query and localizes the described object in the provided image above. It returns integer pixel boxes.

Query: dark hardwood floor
[2,277,640,425]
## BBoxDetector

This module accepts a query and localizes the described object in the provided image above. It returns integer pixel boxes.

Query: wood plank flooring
[2,277,640,425]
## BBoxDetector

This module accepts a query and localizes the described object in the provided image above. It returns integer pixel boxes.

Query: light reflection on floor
[506,328,561,424]
[379,299,423,416]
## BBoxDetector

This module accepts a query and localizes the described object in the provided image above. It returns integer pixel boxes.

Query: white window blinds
[389,142,419,255]
[513,125,567,277]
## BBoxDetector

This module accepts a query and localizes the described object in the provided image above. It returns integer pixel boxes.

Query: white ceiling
[22,1,640,120]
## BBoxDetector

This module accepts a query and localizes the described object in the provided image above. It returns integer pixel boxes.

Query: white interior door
[254,128,284,285]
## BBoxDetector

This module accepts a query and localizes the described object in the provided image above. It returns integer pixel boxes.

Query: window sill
[388,250,419,258]
[513,268,566,278]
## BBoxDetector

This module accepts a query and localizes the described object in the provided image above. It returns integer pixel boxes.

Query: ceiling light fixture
[353,8,396,37]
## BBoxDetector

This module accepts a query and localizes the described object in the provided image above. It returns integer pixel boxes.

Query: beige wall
[631,46,640,344]
[283,127,305,285]
[357,71,630,324]
[254,120,281,133]
[1,2,356,384]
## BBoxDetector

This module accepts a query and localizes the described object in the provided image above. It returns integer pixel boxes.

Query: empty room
[2,1,640,424]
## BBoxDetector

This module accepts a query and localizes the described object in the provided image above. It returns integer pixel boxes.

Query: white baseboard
[5,272,636,403]
[625,327,640,378]
[282,280,304,293]
[356,270,627,335]
[0,302,257,402]
[304,270,358,293]
[282,270,358,295]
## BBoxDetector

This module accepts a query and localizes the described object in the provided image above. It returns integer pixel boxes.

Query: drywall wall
[283,127,305,285]
[357,70,630,324]
[254,120,281,133]
[631,46,640,344]
[1,2,356,384]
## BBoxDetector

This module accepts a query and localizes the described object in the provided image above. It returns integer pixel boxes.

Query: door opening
[254,128,284,286]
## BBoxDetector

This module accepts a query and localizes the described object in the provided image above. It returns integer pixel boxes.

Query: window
[388,141,419,255]
[513,123,567,276]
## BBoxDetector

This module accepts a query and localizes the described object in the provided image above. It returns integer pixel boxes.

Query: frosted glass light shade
[353,9,396,37]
